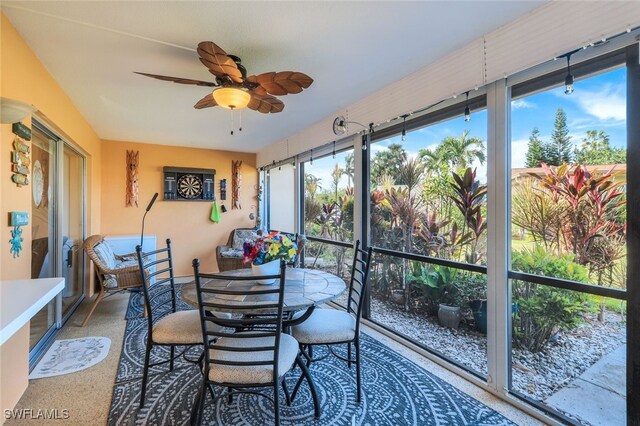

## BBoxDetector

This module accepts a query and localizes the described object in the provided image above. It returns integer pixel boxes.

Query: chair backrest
[346,240,373,332]
[136,239,178,337]
[84,235,109,271]
[192,259,287,386]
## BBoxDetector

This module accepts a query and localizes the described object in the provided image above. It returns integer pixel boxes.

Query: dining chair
[191,259,319,426]
[290,240,373,403]
[136,239,207,408]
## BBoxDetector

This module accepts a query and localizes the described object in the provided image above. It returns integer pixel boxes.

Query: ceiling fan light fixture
[212,87,251,110]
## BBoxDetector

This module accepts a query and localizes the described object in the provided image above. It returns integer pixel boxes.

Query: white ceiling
[2,1,545,153]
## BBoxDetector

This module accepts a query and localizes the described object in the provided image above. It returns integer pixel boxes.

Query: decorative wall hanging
[232,160,242,209]
[163,166,215,201]
[11,135,30,187]
[220,179,227,201]
[9,211,28,258]
[12,122,32,140]
[32,160,44,207]
[126,150,139,207]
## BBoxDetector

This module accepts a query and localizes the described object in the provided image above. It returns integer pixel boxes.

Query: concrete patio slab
[546,344,626,425]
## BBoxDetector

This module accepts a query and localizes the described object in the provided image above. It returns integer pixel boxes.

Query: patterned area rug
[30,337,111,379]
[109,284,515,425]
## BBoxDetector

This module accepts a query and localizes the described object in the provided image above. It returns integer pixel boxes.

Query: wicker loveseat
[82,234,144,326]
[215,228,258,272]
[216,228,306,272]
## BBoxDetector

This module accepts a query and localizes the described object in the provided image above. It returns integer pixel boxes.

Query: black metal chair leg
[274,383,280,426]
[291,344,313,402]
[139,344,152,408]
[190,381,204,426]
[227,387,233,403]
[355,337,362,403]
[347,342,352,369]
[282,378,292,405]
[296,355,320,418]
[169,346,175,372]
[196,380,207,425]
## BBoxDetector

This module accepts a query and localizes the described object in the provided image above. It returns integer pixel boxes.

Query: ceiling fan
[135,41,313,115]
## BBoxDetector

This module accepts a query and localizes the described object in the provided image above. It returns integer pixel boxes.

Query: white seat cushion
[291,309,356,344]
[152,310,203,345]
[208,332,298,385]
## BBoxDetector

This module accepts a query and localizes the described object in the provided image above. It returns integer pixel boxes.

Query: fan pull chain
[239,110,243,132]
[230,109,234,136]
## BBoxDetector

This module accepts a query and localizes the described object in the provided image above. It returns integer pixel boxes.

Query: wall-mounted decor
[9,211,29,258]
[126,150,139,207]
[220,179,227,201]
[232,160,242,209]
[12,122,32,140]
[32,160,44,207]
[163,166,215,201]
[11,136,30,187]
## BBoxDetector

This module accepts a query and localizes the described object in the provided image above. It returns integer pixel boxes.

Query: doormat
[29,336,111,379]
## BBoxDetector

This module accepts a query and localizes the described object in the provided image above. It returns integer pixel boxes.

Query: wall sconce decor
[220,179,227,201]
[126,150,139,207]
[0,98,36,124]
[9,211,28,258]
[11,134,31,187]
[232,160,242,209]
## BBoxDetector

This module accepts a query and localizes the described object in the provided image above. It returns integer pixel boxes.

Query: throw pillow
[232,229,257,251]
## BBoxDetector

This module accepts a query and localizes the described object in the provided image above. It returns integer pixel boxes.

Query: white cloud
[512,99,535,110]
[511,138,529,168]
[571,83,625,121]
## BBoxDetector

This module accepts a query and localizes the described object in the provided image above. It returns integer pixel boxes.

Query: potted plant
[243,232,298,284]
[422,265,462,329]
[455,274,488,333]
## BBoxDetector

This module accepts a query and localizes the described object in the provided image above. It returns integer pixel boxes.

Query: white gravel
[365,297,626,402]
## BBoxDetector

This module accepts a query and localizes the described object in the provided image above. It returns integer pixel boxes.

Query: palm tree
[442,130,486,170]
[331,164,344,203]
[304,173,322,200]
[344,153,354,187]
[419,130,486,173]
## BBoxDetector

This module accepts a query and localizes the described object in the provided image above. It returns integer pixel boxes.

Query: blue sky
[305,66,627,189]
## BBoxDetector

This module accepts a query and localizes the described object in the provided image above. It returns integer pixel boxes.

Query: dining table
[181,267,347,323]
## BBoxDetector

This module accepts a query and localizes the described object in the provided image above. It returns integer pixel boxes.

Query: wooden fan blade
[197,41,243,84]
[134,72,217,87]
[247,92,284,114]
[194,93,218,109]
[247,71,313,96]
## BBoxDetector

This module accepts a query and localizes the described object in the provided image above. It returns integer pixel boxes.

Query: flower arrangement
[243,232,298,265]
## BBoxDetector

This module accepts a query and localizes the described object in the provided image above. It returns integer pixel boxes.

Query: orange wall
[101,140,257,275]
[1,13,102,281]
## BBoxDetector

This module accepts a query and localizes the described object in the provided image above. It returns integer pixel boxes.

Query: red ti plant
[531,163,625,267]
[449,167,487,264]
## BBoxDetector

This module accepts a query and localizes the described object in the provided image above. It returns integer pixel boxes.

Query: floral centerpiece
[242,232,298,284]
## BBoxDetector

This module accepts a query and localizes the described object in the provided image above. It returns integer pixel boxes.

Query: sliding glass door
[29,129,57,350]
[29,121,86,361]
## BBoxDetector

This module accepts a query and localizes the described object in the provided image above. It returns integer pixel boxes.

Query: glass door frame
[29,118,87,367]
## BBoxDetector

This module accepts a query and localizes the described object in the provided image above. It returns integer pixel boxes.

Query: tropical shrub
[511,247,592,352]
[406,263,458,315]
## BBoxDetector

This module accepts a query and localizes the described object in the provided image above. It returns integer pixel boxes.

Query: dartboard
[177,174,203,199]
